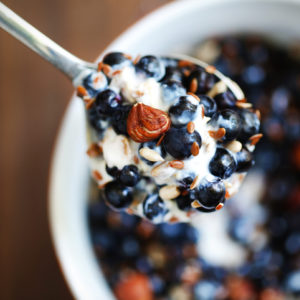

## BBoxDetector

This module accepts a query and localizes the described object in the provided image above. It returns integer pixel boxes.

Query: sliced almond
[159,185,180,200]
[207,80,227,98]
[190,175,199,190]
[139,147,164,162]
[226,140,242,153]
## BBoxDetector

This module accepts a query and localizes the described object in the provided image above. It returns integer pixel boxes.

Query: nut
[159,185,180,200]
[139,147,164,162]
[127,103,171,143]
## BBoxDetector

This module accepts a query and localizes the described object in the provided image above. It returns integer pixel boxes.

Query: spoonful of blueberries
[0,2,262,223]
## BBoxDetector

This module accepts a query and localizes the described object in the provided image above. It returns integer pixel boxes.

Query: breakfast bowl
[49,0,300,299]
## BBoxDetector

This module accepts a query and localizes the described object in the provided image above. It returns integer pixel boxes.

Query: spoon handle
[0,2,96,82]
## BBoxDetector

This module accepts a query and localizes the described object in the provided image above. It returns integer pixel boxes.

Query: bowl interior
[49,0,300,299]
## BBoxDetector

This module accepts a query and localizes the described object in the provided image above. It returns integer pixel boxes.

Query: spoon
[0,2,243,97]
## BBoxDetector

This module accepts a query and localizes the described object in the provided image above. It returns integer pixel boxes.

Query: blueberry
[161,66,183,82]
[135,55,165,80]
[104,180,133,210]
[102,52,131,70]
[209,109,241,142]
[175,190,197,211]
[214,90,237,108]
[209,147,237,178]
[105,165,120,178]
[169,95,199,126]
[119,165,140,187]
[87,106,109,135]
[161,80,186,104]
[198,95,217,117]
[143,194,168,223]
[238,109,260,142]
[236,148,254,172]
[111,105,132,135]
[138,140,166,165]
[163,127,202,159]
[83,71,108,97]
[95,89,121,116]
[187,68,217,94]
[197,179,225,209]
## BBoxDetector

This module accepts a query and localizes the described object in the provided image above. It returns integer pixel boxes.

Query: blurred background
[0,0,171,299]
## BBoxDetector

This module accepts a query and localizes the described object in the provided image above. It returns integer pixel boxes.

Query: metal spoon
[0,2,243,98]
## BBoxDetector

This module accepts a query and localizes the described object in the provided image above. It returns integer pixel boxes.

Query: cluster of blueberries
[84,51,260,219]
[88,36,300,299]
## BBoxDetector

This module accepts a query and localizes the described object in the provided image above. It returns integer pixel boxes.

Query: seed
[187,122,195,134]
[92,170,103,181]
[178,60,193,67]
[225,190,231,199]
[84,98,95,109]
[216,203,224,210]
[236,102,253,109]
[226,140,242,153]
[133,55,141,64]
[207,80,227,98]
[190,175,199,190]
[159,185,180,200]
[205,65,216,73]
[97,61,103,72]
[187,92,200,102]
[156,134,165,146]
[255,109,261,120]
[139,147,164,162]
[102,64,112,76]
[208,128,226,139]
[76,86,87,97]
[189,78,198,93]
[86,143,102,157]
[191,142,200,156]
[249,133,263,145]
[191,200,201,208]
[169,160,184,169]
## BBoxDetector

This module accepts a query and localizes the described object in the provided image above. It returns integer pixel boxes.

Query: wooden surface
[0,0,171,299]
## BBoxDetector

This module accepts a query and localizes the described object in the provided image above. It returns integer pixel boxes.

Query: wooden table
[0,0,171,298]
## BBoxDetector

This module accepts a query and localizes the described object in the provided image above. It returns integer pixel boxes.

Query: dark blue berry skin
[83,71,107,97]
[209,109,241,142]
[163,127,202,159]
[143,194,168,223]
[236,148,254,172]
[209,147,237,179]
[95,89,121,116]
[111,105,132,135]
[161,66,183,82]
[102,52,131,69]
[105,165,120,178]
[187,68,217,94]
[197,179,226,209]
[175,189,197,211]
[135,55,165,81]
[119,165,140,187]
[198,95,217,117]
[87,106,109,135]
[214,90,237,109]
[169,96,198,126]
[104,180,133,210]
[238,109,260,143]
[161,80,186,105]
[138,140,166,166]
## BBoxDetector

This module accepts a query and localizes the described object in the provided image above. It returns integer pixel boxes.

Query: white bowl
[49,0,300,299]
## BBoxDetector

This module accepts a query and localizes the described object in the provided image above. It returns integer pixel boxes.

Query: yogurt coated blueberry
[77,52,262,223]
